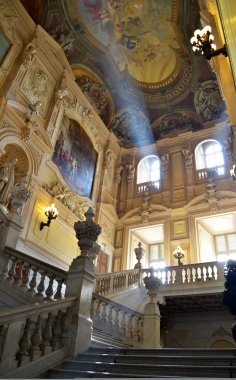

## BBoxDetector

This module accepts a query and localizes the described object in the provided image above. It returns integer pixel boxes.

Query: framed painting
[0,29,11,65]
[52,116,97,198]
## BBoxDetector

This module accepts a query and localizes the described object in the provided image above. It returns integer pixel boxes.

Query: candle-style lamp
[40,203,58,231]
[173,245,185,266]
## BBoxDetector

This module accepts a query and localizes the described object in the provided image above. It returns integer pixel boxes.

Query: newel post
[142,267,162,348]
[66,207,101,355]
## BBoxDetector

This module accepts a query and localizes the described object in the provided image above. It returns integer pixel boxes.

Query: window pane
[228,234,236,250]
[137,155,160,184]
[215,236,226,252]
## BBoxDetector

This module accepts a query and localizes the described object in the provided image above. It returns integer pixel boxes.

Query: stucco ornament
[194,80,225,122]
[9,179,31,213]
[21,43,37,68]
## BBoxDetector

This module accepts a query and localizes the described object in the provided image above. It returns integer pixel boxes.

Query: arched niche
[0,143,29,182]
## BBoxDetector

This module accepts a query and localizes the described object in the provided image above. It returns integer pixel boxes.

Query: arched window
[195,139,224,177]
[137,155,161,192]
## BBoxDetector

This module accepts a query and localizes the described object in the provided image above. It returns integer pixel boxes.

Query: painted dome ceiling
[21,0,227,148]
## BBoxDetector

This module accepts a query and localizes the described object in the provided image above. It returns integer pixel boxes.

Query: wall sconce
[173,245,185,266]
[230,164,236,180]
[40,203,58,231]
[190,25,227,60]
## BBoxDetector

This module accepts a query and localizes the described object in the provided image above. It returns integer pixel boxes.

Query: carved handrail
[0,297,76,376]
[95,268,140,296]
[0,246,67,301]
[3,246,67,279]
[142,261,225,286]
[92,293,143,345]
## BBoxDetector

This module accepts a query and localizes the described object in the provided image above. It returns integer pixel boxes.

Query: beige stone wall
[0,0,120,268]
[1,0,236,273]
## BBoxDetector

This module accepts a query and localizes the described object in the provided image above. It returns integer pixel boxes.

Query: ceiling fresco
[21,0,227,149]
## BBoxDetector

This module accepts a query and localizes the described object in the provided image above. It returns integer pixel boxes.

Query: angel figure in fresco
[117,34,141,50]
[0,157,18,206]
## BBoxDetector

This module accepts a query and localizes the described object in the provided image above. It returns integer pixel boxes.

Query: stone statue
[0,158,18,207]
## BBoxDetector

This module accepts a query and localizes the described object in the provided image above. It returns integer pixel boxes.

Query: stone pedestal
[66,208,101,355]
[0,212,23,250]
[143,303,161,348]
[142,268,162,348]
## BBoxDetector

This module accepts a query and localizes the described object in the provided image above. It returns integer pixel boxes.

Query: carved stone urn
[143,267,162,303]
[134,242,144,269]
[74,207,101,260]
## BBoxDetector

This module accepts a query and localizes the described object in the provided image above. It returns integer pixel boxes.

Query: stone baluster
[17,318,31,366]
[119,310,126,335]
[203,266,207,281]
[13,260,23,287]
[35,271,46,300]
[197,266,202,281]
[30,316,43,360]
[101,301,107,323]
[94,299,101,320]
[61,307,73,346]
[27,267,38,295]
[0,321,23,373]
[54,278,64,299]
[107,304,113,326]
[45,274,55,300]
[7,256,17,284]
[139,318,143,341]
[125,313,133,338]
[113,308,119,331]
[0,254,10,280]
[132,316,140,341]
[41,313,53,355]
[21,263,31,290]
[208,265,213,279]
[213,265,218,280]
[142,267,162,348]
[52,311,62,351]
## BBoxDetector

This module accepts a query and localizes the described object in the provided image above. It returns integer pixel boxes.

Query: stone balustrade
[0,246,67,301]
[95,269,140,296]
[137,180,160,194]
[142,261,224,285]
[91,294,143,346]
[0,297,76,377]
[196,166,225,182]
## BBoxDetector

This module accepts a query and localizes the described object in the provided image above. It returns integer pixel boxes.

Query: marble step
[87,347,236,357]
[49,361,236,378]
[76,352,236,366]
[48,369,174,378]
[91,328,132,348]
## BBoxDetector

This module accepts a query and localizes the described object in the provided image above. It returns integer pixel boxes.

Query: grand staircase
[48,347,236,378]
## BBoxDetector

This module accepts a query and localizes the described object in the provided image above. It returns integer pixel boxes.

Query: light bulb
[194,29,201,38]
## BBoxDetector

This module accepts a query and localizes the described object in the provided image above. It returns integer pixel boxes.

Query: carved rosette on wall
[21,62,55,116]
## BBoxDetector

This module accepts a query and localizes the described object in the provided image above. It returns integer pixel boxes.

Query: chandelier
[190,26,227,60]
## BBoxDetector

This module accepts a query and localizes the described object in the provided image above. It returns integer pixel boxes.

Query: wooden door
[96,250,108,274]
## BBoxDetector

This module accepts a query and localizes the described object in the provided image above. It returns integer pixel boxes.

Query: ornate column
[160,154,170,207]
[66,207,101,354]
[142,268,162,348]
[125,153,136,211]
[182,149,194,202]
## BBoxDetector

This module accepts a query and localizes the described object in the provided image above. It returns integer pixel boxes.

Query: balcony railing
[196,166,225,183]
[137,180,160,194]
